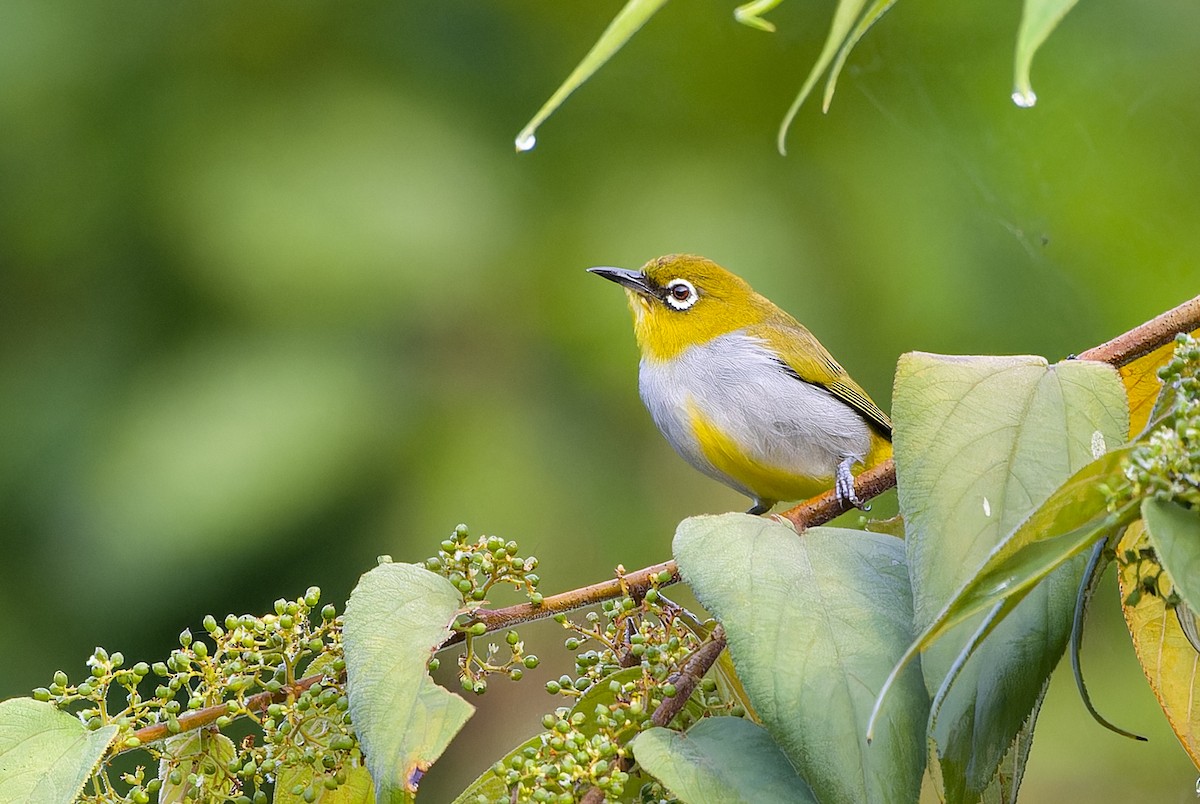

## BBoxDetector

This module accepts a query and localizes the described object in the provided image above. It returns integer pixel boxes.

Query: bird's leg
[835,457,870,511]
[745,498,774,516]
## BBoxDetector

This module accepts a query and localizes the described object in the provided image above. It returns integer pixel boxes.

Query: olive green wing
[759,321,893,440]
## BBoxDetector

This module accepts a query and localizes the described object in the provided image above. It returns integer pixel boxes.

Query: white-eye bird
[590,254,892,514]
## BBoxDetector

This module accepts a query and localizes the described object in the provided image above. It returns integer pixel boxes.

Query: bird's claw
[836,459,870,511]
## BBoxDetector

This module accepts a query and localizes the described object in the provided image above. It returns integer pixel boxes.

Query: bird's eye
[664,279,698,310]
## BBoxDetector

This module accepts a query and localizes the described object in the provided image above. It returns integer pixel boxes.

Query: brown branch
[779,293,1200,530]
[123,672,323,752]
[1078,294,1200,365]
[778,457,897,531]
[650,624,728,728]
[443,560,680,648]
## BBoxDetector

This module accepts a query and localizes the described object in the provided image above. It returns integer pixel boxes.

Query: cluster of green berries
[38,587,361,804]
[423,524,542,693]
[484,572,735,802]
[1120,333,1200,509]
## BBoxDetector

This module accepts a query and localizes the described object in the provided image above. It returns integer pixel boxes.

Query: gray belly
[638,332,870,493]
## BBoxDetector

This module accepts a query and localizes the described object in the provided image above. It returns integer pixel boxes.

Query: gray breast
[638,332,871,490]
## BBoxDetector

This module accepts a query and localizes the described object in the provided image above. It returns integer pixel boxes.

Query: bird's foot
[836,458,870,511]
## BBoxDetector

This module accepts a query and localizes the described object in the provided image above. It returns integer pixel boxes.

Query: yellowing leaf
[1119,328,1200,437]
[1118,520,1200,769]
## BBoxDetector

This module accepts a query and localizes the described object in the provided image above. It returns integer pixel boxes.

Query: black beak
[587,266,657,297]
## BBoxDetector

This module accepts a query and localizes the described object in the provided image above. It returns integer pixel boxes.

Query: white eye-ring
[664,278,698,310]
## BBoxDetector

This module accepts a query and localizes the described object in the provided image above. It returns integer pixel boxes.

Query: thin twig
[1078,294,1200,365]
[443,560,679,648]
[126,673,323,751]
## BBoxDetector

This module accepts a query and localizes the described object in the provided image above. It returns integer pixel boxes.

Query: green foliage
[517,0,1087,152]
[675,516,927,803]
[453,567,733,801]
[18,590,357,804]
[1111,333,1200,617]
[631,717,816,803]
[888,353,1128,802]
[342,562,474,803]
[421,524,544,692]
[1141,499,1200,614]
[4,333,1200,802]
[0,698,117,803]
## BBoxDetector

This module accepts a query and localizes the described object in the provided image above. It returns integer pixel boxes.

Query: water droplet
[1011,89,1037,108]
[515,132,537,152]
[982,497,992,517]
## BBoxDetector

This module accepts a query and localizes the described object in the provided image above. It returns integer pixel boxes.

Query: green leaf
[0,698,117,804]
[275,762,376,804]
[822,0,899,111]
[892,352,1128,803]
[158,729,238,804]
[873,449,1136,713]
[632,717,816,803]
[514,0,669,152]
[343,563,475,803]
[674,514,928,804]
[778,0,867,154]
[1142,497,1200,613]
[1012,0,1080,107]
[734,0,784,33]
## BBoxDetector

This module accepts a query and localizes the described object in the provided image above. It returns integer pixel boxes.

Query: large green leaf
[343,563,474,803]
[514,0,669,152]
[874,448,1135,708]
[632,717,816,803]
[674,514,928,804]
[158,729,238,804]
[893,352,1128,802]
[1142,497,1200,613]
[0,698,117,804]
[1012,0,1080,107]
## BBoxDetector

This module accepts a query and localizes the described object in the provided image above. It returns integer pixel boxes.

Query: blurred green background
[2,0,1198,799]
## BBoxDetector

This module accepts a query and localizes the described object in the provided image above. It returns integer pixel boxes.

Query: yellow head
[589,254,773,361]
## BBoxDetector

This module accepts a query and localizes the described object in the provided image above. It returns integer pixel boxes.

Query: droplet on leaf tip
[515,132,537,152]
[1011,88,1037,108]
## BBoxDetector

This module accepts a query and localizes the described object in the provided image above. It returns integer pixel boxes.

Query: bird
[589,254,892,515]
